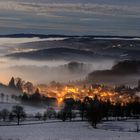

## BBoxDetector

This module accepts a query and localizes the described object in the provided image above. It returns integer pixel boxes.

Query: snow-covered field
[0,102,140,140]
[0,121,139,140]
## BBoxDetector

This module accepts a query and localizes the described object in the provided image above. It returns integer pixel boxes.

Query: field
[0,120,139,140]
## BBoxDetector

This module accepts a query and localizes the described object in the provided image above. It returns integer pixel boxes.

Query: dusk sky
[0,0,140,35]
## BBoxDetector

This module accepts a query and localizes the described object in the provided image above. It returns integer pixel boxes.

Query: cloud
[0,17,20,21]
[0,1,140,18]
[0,0,140,36]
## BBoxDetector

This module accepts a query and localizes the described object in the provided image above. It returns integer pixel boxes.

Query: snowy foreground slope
[0,121,139,140]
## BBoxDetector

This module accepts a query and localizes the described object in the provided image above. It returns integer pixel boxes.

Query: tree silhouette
[35,112,42,120]
[16,79,23,91]
[85,96,102,128]
[43,111,47,121]
[1,109,9,121]
[80,102,85,121]
[0,93,4,102]
[12,105,26,125]
[30,88,42,103]
[6,95,9,103]
[24,81,34,94]
[8,77,16,89]
[60,98,75,121]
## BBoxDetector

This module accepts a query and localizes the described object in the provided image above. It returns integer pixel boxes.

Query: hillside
[6,47,113,61]
[87,60,140,85]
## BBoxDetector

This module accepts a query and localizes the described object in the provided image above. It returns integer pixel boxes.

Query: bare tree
[135,121,140,132]
[6,95,9,103]
[1,109,9,121]
[12,105,26,125]
[0,93,4,103]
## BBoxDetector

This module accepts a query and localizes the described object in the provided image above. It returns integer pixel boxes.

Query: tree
[35,112,42,120]
[135,121,140,132]
[24,82,34,94]
[59,110,67,122]
[86,96,102,128]
[102,100,111,121]
[46,107,56,119]
[6,95,9,103]
[86,104,102,128]
[8,77,16,89]
[1,109,9,121]
[21,93,29,103]
[0,93,4,102]
[30,88,42,103]
[9,112,14,121]
[12,105,26,125]
[60,98,75,121]
[80,102,85,121]
[43,111,47,121]
[16,79,23,91]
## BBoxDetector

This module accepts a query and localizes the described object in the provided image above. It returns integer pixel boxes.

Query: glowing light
[33,84,135,106]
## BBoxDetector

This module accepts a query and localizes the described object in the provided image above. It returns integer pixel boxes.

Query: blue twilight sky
[0,0,140,36]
